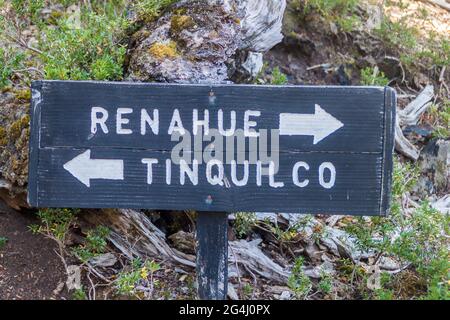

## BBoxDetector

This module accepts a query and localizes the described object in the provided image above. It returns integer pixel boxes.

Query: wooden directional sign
[28,81,395,216]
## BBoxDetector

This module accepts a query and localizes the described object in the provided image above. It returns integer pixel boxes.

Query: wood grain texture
[28,81,395,216]
[196,212,228,300]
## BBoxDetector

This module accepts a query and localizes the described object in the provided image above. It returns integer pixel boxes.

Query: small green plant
[29,208,78,243]
[0,47,25,89]
[0,236,8,249]
[234,212,257,238]
[376,18,418,52]
[134,0,178,22]
[38,8,129,81]
[72,225,110,263]
[241,283,254,299]
[318,272,333,294]
[72,287,88,300]
[10,0,45,24]
[115,258,161,298]
[360,67,390,86]
[429,102,449,139]
[294,0,361,32]
[288,257,312,299]
[270,67,288,85]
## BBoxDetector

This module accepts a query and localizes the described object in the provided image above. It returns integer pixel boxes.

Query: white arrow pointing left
[63,150,124,187]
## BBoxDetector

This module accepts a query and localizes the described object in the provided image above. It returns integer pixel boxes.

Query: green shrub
[296,0,361,32]
[72,287,88,300]
[38,9,129,81]
[134,0,178,22]
[288,257,312,299]
[72,225,110,263]
[10,0,45,24]
[318,272,333,294]
[346,159,449,300]
[360,67,389,86]
[29,208,78,243]
[0,47,25,89]
[375,18,418,52]
[270,67,288,85]
[115,258,161,297]
[234,212,257,238]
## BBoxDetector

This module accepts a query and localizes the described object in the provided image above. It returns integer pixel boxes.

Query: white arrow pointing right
[63,150,124,187]
[279,104,344,144]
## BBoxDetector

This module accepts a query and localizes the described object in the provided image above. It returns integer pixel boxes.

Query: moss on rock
[170,14,195,34]
[0,91,29,188]
[148,41,179,59]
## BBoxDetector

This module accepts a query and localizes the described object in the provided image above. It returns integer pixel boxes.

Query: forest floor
[0,208,68,299]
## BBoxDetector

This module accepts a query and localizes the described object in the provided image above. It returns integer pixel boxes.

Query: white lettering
[293,161,310,187]
[206,160,224,186]
[180,159,198,185]
[141,109,159,135]
[244,110,260,137]
[319,162,336,189]
[168,109,185,135]
[141,158,158,184]
[116,108,133,134]
[91,107,109,134]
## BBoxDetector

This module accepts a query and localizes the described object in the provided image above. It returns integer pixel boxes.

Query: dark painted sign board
[28,81,395,216]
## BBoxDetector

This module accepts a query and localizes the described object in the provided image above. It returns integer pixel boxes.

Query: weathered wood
[82,209,196,267]
[394,85,434,160]
[398,85,434,126]
[196,212,228,300]
[28,81,396,216]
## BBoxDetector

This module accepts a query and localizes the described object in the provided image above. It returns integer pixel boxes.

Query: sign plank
[28,81,395,216]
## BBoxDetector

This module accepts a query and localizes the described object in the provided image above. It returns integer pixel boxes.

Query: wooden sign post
[28,81,395,299]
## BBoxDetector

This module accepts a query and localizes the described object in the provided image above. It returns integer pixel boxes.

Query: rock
[126,0,286,84]
[127,1,240,83]
[168,230,196,254]
[320,226,375,261]
[227,284,239,300]
[403,125,433,141]
[0,90,30,209]
[414,139,449,195]
[430,195,450,215]
[279,290,291,300]
[0,91,30,189]
[66,265,82,291]
[320,260,336,275]
[378,256,400,271]
[88,253,118,267]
